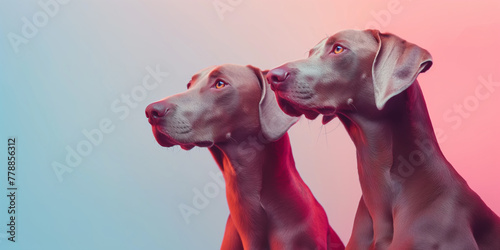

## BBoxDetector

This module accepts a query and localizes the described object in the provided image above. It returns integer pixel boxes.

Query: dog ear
[247,65,298,142]
[370,30,433,110]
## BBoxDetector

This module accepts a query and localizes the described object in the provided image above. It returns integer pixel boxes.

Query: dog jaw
[152,125,213,150]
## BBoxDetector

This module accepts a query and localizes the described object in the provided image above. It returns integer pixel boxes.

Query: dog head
[145,64,298,150]
[267,29,432,123]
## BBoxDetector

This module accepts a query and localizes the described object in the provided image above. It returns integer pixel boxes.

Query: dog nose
[267,67,290,90]
[145,101,171,125]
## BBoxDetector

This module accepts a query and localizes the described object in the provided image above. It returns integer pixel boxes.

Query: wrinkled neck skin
[208,133,311,249]
[338,81,461,243]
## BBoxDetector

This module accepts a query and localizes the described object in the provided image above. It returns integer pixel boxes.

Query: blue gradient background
[1,1,499,249]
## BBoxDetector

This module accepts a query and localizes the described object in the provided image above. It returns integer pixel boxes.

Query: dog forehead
[334,29,378,46]
[189,64,255,88]
[313,30,359,49]
[191,65,216,81]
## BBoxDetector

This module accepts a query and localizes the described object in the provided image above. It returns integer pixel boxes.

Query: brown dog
[267,30,500,249]
[146,64,344,249]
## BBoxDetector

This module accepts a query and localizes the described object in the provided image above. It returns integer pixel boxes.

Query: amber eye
[215,80,226,89]
[332,45,344,54]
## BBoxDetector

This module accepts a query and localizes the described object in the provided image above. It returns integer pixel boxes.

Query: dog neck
[210,132,296,180]
[338,81,463,237]
[339,81,453,180]
[208,133,313,247]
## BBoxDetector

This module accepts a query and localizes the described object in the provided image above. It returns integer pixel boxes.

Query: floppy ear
[370,30,433,110]
[247,65,299,142]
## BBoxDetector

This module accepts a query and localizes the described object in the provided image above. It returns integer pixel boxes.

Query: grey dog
[267,29,500,249]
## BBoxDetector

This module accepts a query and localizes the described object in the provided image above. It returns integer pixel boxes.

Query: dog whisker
[324,124,329,147]
[347,98,357,111]
[316,123,324,144]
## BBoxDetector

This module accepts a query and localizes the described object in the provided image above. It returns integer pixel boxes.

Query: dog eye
[214,80,227,89]
[332,45,344,54]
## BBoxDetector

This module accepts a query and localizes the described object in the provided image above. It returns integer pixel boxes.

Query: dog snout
[145,101,172,125]
[267,67,290,91]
